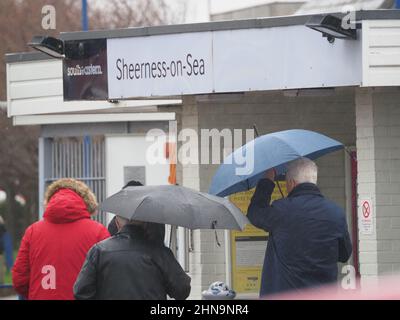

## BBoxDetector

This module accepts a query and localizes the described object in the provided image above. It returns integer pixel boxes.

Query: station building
[5,10,400,298]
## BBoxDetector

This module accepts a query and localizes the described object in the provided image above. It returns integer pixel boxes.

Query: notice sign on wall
[359,198,374,235]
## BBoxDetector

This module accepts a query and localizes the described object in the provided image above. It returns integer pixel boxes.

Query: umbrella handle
[212,221,221,247]
[344,147,357,161]
[276,180,285,198]
[253,124,260,137]
[169,226,174,249]
[189,230,194,252]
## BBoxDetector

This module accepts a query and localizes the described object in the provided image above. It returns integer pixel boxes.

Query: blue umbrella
[209,129,343,197]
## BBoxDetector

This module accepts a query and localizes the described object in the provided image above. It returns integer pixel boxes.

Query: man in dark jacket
[73,216,191,300]
[247,157,352,297]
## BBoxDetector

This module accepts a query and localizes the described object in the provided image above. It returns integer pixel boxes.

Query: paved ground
[0,295,18,300]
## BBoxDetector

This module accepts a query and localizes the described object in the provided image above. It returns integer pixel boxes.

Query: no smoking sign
[359,198,374,235]
[362,201,371,218]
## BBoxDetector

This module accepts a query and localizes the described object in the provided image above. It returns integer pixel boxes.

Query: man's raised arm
[247,169,284,231]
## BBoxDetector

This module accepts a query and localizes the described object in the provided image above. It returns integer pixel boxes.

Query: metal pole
[38,138,45,219]
[83,136,90,178]
[82,0,88,31]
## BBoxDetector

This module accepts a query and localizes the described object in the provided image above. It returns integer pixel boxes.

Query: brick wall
[355,88,379,282]
[357,87,400,277]
[356,87,400,282]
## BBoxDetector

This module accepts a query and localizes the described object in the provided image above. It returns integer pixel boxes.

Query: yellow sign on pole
[229,182,287,294]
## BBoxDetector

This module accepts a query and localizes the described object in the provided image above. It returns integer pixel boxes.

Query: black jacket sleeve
[247,178,284,232]
[160,248,191,300]
[338,216,353,263]
[73,244,99,300]
[0,225,5,254]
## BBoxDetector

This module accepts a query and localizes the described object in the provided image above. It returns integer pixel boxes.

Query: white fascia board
[361,19,400,87]
[13,112,176,126]
[6,63,12,117]
[122,99,181,107]
[9,98,182,117]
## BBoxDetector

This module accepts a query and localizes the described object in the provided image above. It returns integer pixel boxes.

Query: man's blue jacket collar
[287,182,323,198]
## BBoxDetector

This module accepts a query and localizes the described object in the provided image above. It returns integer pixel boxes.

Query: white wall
[356,87,400,284]
[105,134,170,223]
[6,58,180,117]
[362,20,400,87]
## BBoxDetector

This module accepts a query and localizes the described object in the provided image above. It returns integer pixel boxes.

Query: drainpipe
[82,0,88,31]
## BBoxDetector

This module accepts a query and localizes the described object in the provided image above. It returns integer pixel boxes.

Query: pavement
[0,295,18,300]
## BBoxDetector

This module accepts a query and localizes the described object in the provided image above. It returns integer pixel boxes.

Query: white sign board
[359,198,374,235]
[107,32,214,99]
[106,25,362,99]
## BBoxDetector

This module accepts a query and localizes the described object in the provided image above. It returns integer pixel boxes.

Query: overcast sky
[91,0,209,23]
[92,0,300,24]
[168,0,292,22]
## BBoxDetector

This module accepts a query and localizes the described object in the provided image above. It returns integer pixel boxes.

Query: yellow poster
[229,181,287,294]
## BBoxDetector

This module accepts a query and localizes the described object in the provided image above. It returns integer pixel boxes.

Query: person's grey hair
[286,157,318,185]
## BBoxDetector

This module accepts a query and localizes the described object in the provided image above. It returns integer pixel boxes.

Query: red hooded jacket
[12,188,110,300]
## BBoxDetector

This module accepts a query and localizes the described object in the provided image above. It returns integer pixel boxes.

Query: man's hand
[265,168,276,182]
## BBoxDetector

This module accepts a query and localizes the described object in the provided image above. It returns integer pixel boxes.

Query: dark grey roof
[59,13,320,41]
[59,9,400,41]
[5,9,400,63]
[5,51,53,63]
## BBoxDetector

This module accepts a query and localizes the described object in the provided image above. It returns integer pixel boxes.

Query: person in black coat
[107,180,165,241]
[107,180,166,243]
[107,180,144,236]
[73,215,190,300]
[0,215,6,284]
[247,157,352,297]
[0,216,5,255]
[107,215,118,237]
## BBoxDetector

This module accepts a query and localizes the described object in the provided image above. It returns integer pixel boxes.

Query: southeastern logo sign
[66,64,103,77]
[63,39,108,101]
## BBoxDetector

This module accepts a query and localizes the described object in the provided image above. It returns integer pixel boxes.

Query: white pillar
[356,87,400,286]
[355,88,379,285]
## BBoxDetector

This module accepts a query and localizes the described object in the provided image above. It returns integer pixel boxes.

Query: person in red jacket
[12,178,110,300]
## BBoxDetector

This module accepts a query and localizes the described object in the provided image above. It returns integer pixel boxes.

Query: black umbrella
[99,185,249,231]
